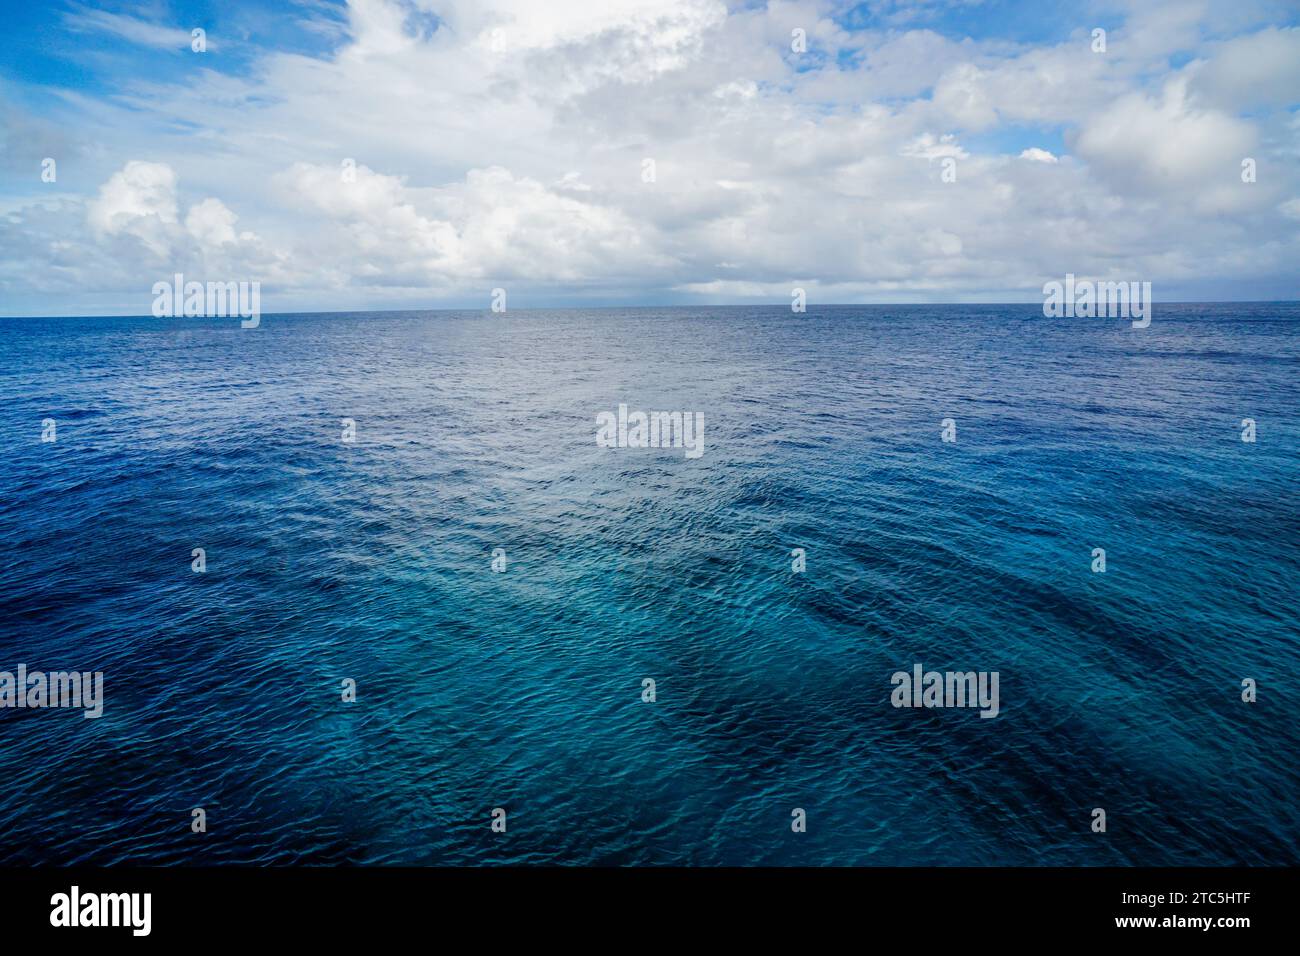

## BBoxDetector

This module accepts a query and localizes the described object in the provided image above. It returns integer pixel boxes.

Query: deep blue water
[0,304,1296,866]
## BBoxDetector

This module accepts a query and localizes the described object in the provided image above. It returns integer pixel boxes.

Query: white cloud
[1188,27,1300,110]
[1019,148,1058,163]
[1073,77,1260,212]
[932,63,1000,129]
[184,198,241,247]
[63,5,203,52]
[87,160,179,257]
[76,160,278,290]
[904,133,969,161]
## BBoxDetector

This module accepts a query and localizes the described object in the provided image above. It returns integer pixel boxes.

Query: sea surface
[0,304,1296,866]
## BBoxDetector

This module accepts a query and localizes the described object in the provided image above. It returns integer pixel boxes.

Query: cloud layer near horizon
[1,0,1298,314]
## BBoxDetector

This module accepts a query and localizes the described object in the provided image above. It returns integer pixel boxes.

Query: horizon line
[3,299,1299,320]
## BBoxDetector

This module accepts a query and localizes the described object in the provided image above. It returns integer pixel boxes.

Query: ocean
[0,303,1296,865]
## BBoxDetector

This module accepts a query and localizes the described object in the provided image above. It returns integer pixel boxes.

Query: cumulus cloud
[87,161,179,257]
[1019,148,1058,163]
[273,161,657,286]
[184,198,241,248]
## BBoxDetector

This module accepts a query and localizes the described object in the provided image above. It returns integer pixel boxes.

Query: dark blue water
[0,304,1296,866]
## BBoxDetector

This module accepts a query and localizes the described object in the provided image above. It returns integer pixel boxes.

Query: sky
[0,0,1298,315]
